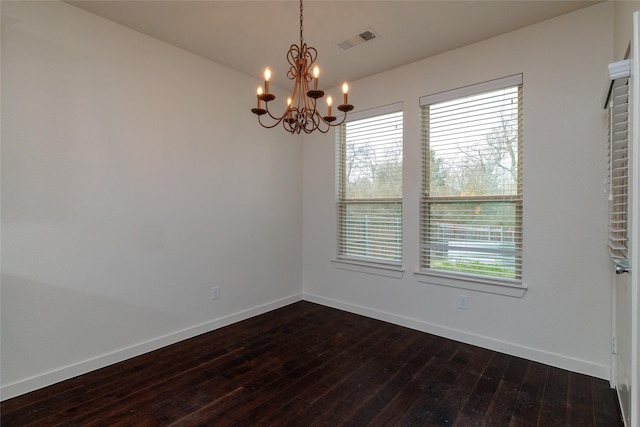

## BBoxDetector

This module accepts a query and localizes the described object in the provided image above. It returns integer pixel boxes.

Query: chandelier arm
[304,46,317,83]
[309,111,330,133]
[284,113,303,134]
[258,114,285,129]
[302,90,313,119]
[286,44,300,80]
[324,111,349,127]
[309,111,323,133]
[263,101,287,122]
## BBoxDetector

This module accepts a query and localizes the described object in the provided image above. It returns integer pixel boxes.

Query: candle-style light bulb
[342,82,349,105]
[313,66,320,90]
[264,68,271,94]
[327,95,333,116]
[257,86,263,108]
[287,97,293,119]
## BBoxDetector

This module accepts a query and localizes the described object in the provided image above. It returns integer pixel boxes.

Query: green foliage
[430,259,516,279]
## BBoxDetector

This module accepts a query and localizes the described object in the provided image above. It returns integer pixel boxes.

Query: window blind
[606,63,630,261]
[420,75,523,280]
[336,105,403,264]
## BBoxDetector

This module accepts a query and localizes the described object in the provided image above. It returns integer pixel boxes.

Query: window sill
[332,258,405,278]
[414,269,527,297]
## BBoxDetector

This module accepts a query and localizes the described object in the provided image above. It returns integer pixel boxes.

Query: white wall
[303,2,614,379]
[1,1,302,399]
[615,1,640,61]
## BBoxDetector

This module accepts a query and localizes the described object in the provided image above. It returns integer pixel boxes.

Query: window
[336,103,403,267]
[420,75,523,282]
[606,61,630,263]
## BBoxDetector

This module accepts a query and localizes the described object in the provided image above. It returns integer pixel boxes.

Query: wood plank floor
[1,301,623,426]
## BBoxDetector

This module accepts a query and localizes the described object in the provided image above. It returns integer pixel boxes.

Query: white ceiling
[67,0,600,90]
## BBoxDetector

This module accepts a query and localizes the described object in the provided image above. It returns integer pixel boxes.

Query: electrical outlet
[458,295,468,309]
[211,286,221,300]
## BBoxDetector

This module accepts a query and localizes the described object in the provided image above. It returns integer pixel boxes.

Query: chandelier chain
[299,0,304,46]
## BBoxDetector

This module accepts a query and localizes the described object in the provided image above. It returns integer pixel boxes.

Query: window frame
[415,75,526,297]
[333,102,405,277]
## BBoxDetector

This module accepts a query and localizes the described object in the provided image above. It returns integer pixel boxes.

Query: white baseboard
[303,293,610,381]
[3,292,610,401]
[1,293,303,401]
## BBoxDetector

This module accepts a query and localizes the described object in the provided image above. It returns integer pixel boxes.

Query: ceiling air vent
[337,28,378,51]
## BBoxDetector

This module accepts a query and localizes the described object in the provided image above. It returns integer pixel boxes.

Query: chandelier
[251,0,354,134]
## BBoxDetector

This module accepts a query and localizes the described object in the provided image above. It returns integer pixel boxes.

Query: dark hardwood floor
[1,301,623,426]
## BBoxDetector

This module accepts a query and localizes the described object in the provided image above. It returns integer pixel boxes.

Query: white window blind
[420,75,523,280]
[606,61,630,261]
[336,104,403,265]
